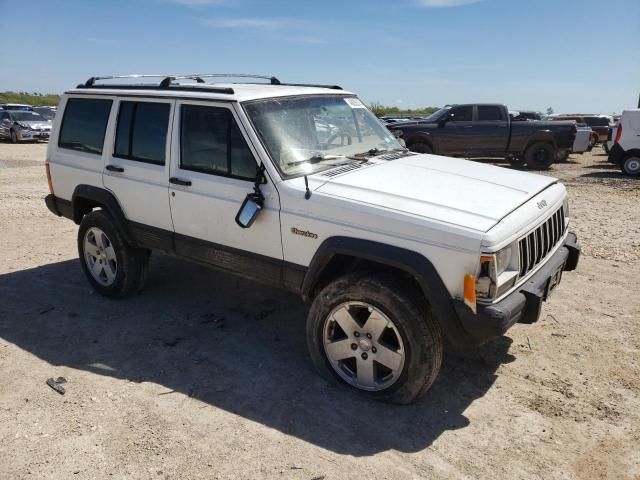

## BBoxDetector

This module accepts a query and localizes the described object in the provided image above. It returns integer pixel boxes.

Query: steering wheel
[326,132,353,146]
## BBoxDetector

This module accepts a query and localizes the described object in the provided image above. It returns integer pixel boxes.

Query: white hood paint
[315,154,557,232]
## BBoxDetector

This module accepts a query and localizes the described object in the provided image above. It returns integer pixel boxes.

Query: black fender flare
[524,131,557,152]
[405,132,435,152]
[302,237,470,348]
[71,185,136,246]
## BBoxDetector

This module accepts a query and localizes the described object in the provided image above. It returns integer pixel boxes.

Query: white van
[608,109,640,176]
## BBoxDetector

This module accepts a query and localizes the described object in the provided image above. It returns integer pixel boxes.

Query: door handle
[170,177,192,187]
[105,165,124,173]
[463,125,473,128]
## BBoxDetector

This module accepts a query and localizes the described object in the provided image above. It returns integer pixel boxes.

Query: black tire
[77,210,149,298]
[620,154,640,177]
[409,142,433,154]
[10,130,18,144]
[525,142,555,169]
[306,272,443,404]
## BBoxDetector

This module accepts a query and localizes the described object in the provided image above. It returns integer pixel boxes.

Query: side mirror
[438,114,452,127]
[235,192,264,229]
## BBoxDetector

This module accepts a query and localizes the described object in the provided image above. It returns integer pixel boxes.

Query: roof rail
[76,73,342,92]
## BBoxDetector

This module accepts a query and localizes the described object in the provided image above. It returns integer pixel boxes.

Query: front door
[168,101,283,283]
[437,105,474,156]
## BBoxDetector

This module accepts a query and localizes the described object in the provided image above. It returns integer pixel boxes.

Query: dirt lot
[0,143,638,480]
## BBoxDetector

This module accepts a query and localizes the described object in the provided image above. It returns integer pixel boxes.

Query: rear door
[437,105,474,155]
[168,100,283,283]
[102,97,175,249]
[471,105,509,155]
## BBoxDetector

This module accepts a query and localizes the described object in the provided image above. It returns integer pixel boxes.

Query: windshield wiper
[286,154,345,167]
[351,147,409,158]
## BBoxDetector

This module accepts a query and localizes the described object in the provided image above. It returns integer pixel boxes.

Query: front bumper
[454,232,581,346]
[18,130,50,140]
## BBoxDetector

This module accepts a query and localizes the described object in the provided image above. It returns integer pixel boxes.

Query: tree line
[0,91,60,107]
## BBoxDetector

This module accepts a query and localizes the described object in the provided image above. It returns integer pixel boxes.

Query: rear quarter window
[59,98,112,155]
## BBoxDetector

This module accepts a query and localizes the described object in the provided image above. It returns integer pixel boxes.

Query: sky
[1,0,638,114]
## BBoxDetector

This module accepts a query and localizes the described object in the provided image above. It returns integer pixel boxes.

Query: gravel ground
[0,143,638,479]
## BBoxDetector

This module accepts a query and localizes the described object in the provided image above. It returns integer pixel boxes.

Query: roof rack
[76,73,342,93]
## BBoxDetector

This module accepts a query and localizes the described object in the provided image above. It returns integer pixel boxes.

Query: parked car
[551,115,610,144]
[387,103,577,169]
[566,123,594,159]
[0,110,52,142]
[32,106,57,121]
[608,109,640,176]
[0,103,34,111]
[44,73,580,403]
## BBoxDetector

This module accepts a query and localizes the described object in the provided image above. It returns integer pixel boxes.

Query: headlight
[495,245,513,276]
[476,242,520,301]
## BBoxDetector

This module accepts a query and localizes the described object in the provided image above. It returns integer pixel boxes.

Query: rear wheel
[306,272,443,404]
[78,210,149,298]
[621,154,640,177]
[410,142,433,154]
[525,142,555,169]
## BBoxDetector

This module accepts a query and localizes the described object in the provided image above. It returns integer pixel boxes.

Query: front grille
[518,207,566,277]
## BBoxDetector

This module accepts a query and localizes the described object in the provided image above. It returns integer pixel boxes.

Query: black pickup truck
[386,104,577,169]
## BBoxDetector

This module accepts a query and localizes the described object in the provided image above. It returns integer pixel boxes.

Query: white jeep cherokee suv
[45,74,581,403]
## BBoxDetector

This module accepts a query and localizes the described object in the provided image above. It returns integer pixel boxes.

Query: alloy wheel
[83,227,117,286]
[322,301,406,391]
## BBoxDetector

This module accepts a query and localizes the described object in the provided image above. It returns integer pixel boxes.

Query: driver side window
[180,105,258,180]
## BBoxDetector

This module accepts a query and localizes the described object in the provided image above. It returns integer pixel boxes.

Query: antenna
[304,175,311,200]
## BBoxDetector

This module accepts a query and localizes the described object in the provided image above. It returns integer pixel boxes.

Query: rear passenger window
[448,106,472,122]
[59,98,112,154]
[477,106,503,121]
[180,105,257,180]
[114,101,170,165]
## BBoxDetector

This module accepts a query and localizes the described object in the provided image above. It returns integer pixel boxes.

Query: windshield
[11,111,44,122]
[423,107,450,122]
[244,95,402,177]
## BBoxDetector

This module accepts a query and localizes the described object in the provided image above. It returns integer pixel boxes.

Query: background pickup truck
[387,103,577,169]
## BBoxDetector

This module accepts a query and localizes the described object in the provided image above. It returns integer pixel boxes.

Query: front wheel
[78,210,149,298]
[10,130,18,143]
[306,272,443,404]
[621,154,640,177]
[409,142,433,154]
[525,142,555,170]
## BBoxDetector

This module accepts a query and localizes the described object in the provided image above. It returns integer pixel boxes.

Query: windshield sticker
[344,97,366,109]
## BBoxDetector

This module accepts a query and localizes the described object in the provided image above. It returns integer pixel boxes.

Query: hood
[315,154,557,232]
